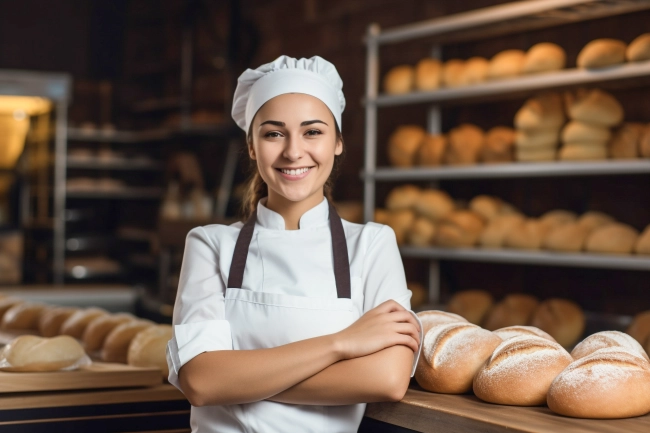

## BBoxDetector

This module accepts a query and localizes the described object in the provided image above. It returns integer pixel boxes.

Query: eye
[264,131,283,138]
[305,129,322,136]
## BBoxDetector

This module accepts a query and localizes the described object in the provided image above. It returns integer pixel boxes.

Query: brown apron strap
[227,201,352,299]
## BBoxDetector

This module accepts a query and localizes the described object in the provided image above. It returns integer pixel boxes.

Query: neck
[265,189,325,230]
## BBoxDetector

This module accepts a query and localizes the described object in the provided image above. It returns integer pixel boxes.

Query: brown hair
[239,123,345,221]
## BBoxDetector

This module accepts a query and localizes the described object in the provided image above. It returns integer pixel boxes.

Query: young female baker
[166,55,423,433]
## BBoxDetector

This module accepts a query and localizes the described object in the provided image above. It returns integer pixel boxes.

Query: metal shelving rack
[363,0,650,303]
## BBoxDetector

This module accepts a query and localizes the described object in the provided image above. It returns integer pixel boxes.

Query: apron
[217,202,363,433]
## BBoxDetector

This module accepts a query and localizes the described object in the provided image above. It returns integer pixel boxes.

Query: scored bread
[447,290,494,325]
[492,325,556,342]
[482,294,539,331]
[571,331,649,361]
[417,310,468,336]
[82,313,135,352]
[101,320,154,363]
[38,307,78,338]
[60,308,109,339]
[1,335,86,372]
[0,297,25,322]
[530,298,585,348]
[1,303,46,330]
[127,325,173,378]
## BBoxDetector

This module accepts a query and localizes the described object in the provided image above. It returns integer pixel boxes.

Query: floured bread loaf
[128,325,173,378]
[492,325,556,342]
[577,39,627,69]
[417,310,467,336]
[447,290,494,325]
[60,308,109,339]
[585,223,639,254]
[482,294,539,331]
[523,43,566,74]
[415,58,442,91]
[415,322,502,394]
[479,214,525,248]
[385,184,421,211]
[102,320,154,363]
[387,125,425,167]
[571,331,649,361]
[530,298,585,348]
[383,65,414,94]
[626,33,650,62]
[473,336,573,406]
[83,313,135,352]
[39,307,78,337]
[414,189,455,221]
[547,347,650,419]
[1,303,46,330]
[487,49,525,80]
[406,217,436,247]
[2,335,86,372]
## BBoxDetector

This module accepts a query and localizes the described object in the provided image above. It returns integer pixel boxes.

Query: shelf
[66,187,163,199]
[370,0,650,45]
[364,160,650,181]
[399,246,650,271]
[67,158,163,171]
[369,60,650,107]
[67,128,171,143]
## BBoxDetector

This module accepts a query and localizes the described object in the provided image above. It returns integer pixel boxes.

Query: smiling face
[248,93,343,208]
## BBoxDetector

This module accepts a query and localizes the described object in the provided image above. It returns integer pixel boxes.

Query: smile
[277,167,313,175]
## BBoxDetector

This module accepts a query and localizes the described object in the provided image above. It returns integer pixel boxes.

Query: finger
[392,323,421,345]
[387,311,420,331]
[393,334,419,353]
[374,299,406,314]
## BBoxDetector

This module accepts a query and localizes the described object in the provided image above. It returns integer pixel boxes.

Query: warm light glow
[0,96,52,170]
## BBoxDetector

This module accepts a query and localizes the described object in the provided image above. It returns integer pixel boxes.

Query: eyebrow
[258,119,328,128]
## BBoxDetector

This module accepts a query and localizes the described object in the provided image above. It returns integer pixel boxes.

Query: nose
[282,133,304,161]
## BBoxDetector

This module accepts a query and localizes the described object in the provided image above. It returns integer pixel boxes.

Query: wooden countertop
[365,386,650,433]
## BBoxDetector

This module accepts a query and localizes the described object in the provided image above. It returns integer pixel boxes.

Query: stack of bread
[576,32,650,70]
[513,93,565,162]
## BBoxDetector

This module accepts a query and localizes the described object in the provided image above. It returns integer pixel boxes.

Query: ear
[334,137,343,156]
[248,142,257,160]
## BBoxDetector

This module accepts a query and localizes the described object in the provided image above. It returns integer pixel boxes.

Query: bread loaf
[102,320,154,363]
[387,125,425,167]
[469,195,504,221]
[515,129,560,149]
[416,310,467,336]
[547,347,650,419]
[413,189,455,221]
[406,217,437,247]
[635,224,650,254]
[559,142,608,161]
[565,89,623,127]
[479,214,525,248]
[626,33,650,62]
[571,331,649,361]
[609,123,644,159]
[385,209,416,245]
[2,335,86,372]
[127,325,172,378]
[82,313,135,352]
[577,211,615,232]
[441,59,465,88]
[435,210,485,247]
[530,298,585,348]
[539,209,578,231]
[640,124,650,158]
[374,208,390,225]
[585,223,639,254]
[383,65,414,94]
[447,290,494,325]
[385,184,421,211]
[561,121,611,143]
[523,43,566,74]
[0,297,24,321]
[415,58,442,91]
[577,39,627,69]
[627,311,650,344]
[542,223,590,252]
[1,303,46,330]
[473,336,573,406]
[38,307,77,338]
[504,219,548,250]
[415,322,502,394]
[483,294,539,331]
[445,124,484,165]
[416,134,447,166]
[515,146,556,162]
[60,308,109,339]
[515,93,565,130]
[492,325,556,342]
[481,126,515,163]
[487,49,525,80]
[458,57,489,86]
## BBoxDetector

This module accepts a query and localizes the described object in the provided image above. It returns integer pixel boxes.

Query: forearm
[268,345,414,405]
[179,334,342,406]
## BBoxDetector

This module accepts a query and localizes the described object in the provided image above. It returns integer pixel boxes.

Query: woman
[166,55,422,433]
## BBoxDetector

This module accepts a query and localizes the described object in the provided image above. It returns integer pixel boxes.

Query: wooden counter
[365,386,650,433]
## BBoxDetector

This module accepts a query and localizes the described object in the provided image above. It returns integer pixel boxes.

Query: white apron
[205,202,363,433]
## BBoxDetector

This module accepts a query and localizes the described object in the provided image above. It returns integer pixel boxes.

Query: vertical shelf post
[363,24,380,223]
[53,101,68,285]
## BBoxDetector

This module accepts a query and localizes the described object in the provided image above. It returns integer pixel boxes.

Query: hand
[333,300,420,360]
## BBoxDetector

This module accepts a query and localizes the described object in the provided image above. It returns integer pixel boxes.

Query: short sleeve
[361,224,422,376]
[166,226,234,390]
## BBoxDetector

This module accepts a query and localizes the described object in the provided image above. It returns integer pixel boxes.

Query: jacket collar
[256,197,329,230]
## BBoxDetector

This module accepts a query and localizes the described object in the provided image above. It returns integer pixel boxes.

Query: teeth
[281,167,310,175]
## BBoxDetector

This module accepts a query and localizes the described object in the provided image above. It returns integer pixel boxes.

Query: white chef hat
[231,55,346,133]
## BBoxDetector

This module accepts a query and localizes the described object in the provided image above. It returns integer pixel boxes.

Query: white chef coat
[166,197,422,433]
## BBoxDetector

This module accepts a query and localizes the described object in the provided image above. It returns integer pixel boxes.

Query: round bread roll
[458,56,489,86]
[385,184,421,211]
[585,223,639,254]
[523,42,566,74]
[481,126,514,163]
[542,223,590,252]
[406,217,437,247]
[627,311,650,344]
[82,313,135,352]
[492,325,556,342]
[60,308,109,339]
[626,33,650,62]
[445,124,484,165]
[0,297,25,321]
[374,208,390,225]
[635,224,650,254]
[408,282,427,309]
[38,307,78,338]
[571,331,649,361]
[530,298,585,348]
[516,146,557,162]
[515,93,565,130]
[559,142,608,161]
[479,213,525,248]
[387,125,426,167]
[417,310,467,336]
[487,49,525,80]
[435,210,485,248]
[504,219,548,250]
[1,303,46,330]
[469,195,504,221]
[102,320,154,363]
[413,189,455,221]
[415,322,502,394]
[333,201,363,224]
[547,347,650,419]
[1,335,87,372]
[383,65,414,94]
[447,290,494,325]
[385,209,416,246]
[577,38,627,69]
[441,59,465,88]
[561,121,611,143]
[415,58,442,91]
[640,124,650,158]
[565,89,624,127]
[473,336,573,406]
[609,122,643,159]
[577,211,615,232]
[539,209,578,230]
[483,294,539,331]
[515,129,560,149]
[127,325,172,378]
[416,134,447,166]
